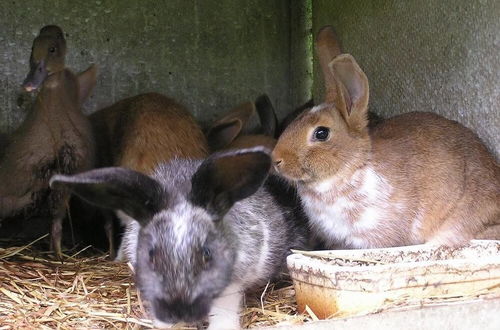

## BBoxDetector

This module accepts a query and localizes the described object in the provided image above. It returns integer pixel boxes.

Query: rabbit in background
[207,94,278,152]
[0,25,97,258]
[272,25,500,250]
[50,147,309,329]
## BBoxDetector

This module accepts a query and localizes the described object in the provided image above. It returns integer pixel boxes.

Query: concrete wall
[312,0,500,158]
[0,0,307,133]
[289,0,313,111]
[2,1,497,158]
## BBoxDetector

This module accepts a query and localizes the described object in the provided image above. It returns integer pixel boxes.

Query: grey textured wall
[290,0,313,110]
[0,0,305,134]
[313,0,499,158]
[2,1,497,158]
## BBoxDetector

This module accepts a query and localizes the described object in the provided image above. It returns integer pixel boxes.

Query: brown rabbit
[206,94,277,151]
[272,26,500,249]
[0,25,97,258]
[91,92,208,173]
[90,92,209,259]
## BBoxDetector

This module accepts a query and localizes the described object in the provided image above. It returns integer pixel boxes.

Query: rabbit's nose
[271,149,284,170]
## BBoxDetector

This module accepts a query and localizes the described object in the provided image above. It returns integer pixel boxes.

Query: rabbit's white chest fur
[300,166,401,248]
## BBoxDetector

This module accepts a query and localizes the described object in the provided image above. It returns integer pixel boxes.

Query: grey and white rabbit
[50,147,309,329]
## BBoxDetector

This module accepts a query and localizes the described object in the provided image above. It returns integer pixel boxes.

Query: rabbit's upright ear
[316,25,342,103]
[329,54,369,132]
[207,118,244,151]
[255,94,278,137]
[207,101,256,150]
[77,64,98,106]
[189,147,271,218]
[50,167,165,225]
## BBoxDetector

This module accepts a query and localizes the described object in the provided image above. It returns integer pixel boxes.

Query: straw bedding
[2,236,498,329]
[0,235,309,329]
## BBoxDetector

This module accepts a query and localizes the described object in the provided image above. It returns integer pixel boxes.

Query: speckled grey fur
[51,149,309,328]
[130,156,308,325]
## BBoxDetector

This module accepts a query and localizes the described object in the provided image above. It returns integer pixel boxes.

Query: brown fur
[23,25,67,92]
[272,26,500,249]
[2,25,97,258]
[0,66,97,257]
[91,92,208,173]
[225,134,276,150]
[371,112,500,244]
[275,105,370,183]
[207,95,277,152]
[316,26,342,103]
[32,25,66,73]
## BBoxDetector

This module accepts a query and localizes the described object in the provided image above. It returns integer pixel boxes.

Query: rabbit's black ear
[50,167,165,226]
[189,147,271,218]
[255,94,277,137]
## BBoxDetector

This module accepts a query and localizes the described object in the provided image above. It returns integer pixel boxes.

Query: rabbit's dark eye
[202,246,212,265]
[313,126,330,141]
[49,46,56,53]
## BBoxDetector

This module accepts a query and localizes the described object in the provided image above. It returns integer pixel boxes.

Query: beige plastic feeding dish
[287,240,500,319]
